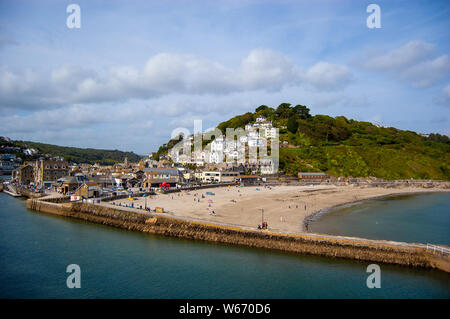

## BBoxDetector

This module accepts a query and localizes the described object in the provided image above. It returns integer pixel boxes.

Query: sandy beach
[111,185,449,234]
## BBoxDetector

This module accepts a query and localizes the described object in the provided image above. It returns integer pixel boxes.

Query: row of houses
[10,148,330,198]
[12,159,69,188]
[168,116,278,173]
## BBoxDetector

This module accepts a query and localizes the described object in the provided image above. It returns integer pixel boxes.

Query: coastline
[107,184,450,235]
[25,187,450,273]
[302,189,450,232]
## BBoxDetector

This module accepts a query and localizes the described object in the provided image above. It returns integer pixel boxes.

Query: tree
[276,103,293,118]
[255,105,269,113]
[293,104,311,119]
[287,116,299,134]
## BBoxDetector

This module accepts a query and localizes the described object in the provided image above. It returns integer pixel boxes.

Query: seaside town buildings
[168,116,278,175]
[11,164,34,184]
[3,117,331,198]
[34,159,69,188]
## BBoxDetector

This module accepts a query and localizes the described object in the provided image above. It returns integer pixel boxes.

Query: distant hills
[160,103,450,180]
[2,139,142,165]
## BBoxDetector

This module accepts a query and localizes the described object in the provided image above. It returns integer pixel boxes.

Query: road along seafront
[26,184,450,273]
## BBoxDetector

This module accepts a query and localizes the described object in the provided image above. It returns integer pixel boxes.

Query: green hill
[16,141,142,165]
[219,104,450,180]
[161,103,450,180]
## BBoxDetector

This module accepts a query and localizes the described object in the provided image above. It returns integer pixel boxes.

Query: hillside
[13,140,142,165]
[163,103,450,180]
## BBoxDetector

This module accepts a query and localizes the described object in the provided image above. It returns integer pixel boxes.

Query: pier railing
[426,244,450,255]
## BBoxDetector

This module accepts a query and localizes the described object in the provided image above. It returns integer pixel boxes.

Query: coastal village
[1,112,449,238]
[1,113,448,202]
[1,120,450,272]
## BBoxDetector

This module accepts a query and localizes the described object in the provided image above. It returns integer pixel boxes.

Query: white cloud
[362,40,449,89]
[239,49,300,91]
[304,62,352,90]
[406,55,450,88]
[0,49,352,111]
[364,40,435,71]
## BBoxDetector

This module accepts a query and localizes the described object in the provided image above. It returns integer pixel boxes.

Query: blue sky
[0,0,449,154]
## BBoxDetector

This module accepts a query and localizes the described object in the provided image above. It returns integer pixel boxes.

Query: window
[46,165,50,169]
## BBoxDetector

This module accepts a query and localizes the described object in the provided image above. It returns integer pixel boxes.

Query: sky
[0,0,449,155]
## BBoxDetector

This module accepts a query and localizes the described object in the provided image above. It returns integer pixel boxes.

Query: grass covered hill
[16,140,142,165]
[215,103,450,180]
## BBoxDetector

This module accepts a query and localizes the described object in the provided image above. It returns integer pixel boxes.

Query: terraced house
[12,164,34,184]
[34,159,69,188]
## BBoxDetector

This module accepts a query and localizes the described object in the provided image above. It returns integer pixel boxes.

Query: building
[56,176,82,194]
[142,168,181,188]
[298,172,329,181]
[201,171,220,183]
[263,127,277,139]
[12,164,34,184]
[238,175,260,185]
[0,160,15,174]
[201,171,239,183]
[34,159,69,188]
[0,154,16,160]
[144,168,181,180]
[75,182,102,198]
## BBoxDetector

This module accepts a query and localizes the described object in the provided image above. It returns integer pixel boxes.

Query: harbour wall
[26,198,450,273]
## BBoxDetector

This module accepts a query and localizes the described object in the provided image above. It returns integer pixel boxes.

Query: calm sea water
[0,193,449,298]
[309,192,450,245]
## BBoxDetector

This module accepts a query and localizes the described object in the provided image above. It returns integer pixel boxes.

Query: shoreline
[107,184,449,235]
[302,189,450,232]
[25,189,450,273]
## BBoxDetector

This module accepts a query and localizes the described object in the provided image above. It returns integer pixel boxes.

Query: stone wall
[26,199,450,273]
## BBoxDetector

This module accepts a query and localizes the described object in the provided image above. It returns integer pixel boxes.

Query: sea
[0,191,449,298]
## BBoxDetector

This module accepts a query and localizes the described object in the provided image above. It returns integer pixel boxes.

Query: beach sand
[112,185,448,234]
